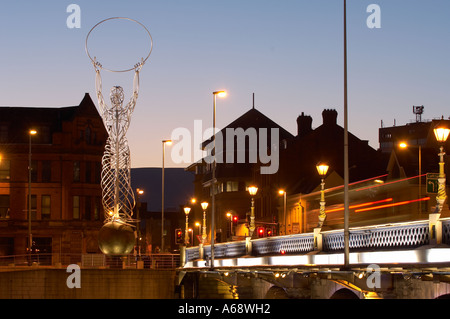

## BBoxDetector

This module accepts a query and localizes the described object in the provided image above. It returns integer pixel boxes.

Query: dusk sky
[1,1,450,169]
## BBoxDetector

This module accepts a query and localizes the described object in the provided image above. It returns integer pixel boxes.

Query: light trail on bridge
[354,197,430,213]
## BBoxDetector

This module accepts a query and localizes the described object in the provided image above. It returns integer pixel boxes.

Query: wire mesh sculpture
[95,69,140,225]
[86,18,153,229]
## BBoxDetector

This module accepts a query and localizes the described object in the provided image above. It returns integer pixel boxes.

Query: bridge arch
[264,286,290,299]
[330,288,360,299]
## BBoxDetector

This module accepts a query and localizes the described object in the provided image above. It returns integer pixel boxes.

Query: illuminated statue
[86,17,152,255]
[94,63,142,225]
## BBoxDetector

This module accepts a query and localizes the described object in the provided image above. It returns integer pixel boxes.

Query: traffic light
[175,228,183,244]
[232,215,238,225]
[257,227,265,238]
[267,228,273,237]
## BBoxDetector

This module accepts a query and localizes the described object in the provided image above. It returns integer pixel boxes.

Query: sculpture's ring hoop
[85,17,153,73]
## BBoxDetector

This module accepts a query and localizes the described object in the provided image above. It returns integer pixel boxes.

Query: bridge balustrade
[186,219,450,263]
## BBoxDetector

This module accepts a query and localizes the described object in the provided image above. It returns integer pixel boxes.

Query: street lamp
[433,121,450,214]
[248,186,258,237]
[316,163,329,229]
[184,207,191,245]
[278,189,287,235]
[210,90,226,269]
[226,212,232,239]
[399,141,423,212]
[28,129,37,257]
[201,201,208,244]
[161,139,172,252]
[136,188,144,258]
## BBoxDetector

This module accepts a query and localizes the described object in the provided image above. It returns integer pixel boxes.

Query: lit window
[73,196,80,219]
[41,195,51,220]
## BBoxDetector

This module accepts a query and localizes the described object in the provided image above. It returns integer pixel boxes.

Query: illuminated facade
[187,107,386,241]
[276,112,450,235]
[253,109,386,235]
[0,94,107,262]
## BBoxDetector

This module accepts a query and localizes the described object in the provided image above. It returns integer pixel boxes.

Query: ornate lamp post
[278,189,287,235]
[200,201,208,244]
[433,121,450,214]
[316,163,329,229]
[428,120,450,245]
[314,163,329,251]
[247,186,258,237]
[184,207,191,246]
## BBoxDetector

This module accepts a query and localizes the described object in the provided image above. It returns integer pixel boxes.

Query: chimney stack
[297,112,313,137]
[322,109,338,126]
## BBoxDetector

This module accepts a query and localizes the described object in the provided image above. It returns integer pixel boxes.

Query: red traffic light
[258,227,265,237]
[175,228,183,244]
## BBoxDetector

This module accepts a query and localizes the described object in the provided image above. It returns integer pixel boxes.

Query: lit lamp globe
[98,220,135,255]
[248,186,258,196]
[316,163,329,177]
[434,122,450,144]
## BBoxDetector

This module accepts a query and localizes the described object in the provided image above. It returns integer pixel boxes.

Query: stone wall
[0,268,176,299]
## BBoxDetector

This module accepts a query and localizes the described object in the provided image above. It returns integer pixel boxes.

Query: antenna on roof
[413,105,424,122]
[252,93,255,109]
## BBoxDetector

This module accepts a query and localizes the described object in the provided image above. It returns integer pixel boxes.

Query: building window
[85,127,92,145]
[41,195,51,220]
[0,160,10,181]
[84,196,91,220]
[282,139,288,150]
[42,161,51,182]
[31,160,38,183]
[27,195,37,220]
[85,161,92,183]
[37,126,51,144]
[226,181,239,192]
[73,196,80,219]
[94,196,101,220]
[0,195,9,218]
[73,161,80,182]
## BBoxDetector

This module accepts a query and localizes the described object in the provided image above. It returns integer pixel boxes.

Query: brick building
[0,93,107,262]
[186,105,293,243]
[187,107,387,241]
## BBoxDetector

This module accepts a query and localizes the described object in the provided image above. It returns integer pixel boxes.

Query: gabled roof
[201,107,293,149]
[0,93,101,144]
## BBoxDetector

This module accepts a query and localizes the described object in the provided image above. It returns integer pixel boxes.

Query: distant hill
[130,167,195,212]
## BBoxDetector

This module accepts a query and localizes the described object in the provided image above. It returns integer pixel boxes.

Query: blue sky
[1,1,450,168]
